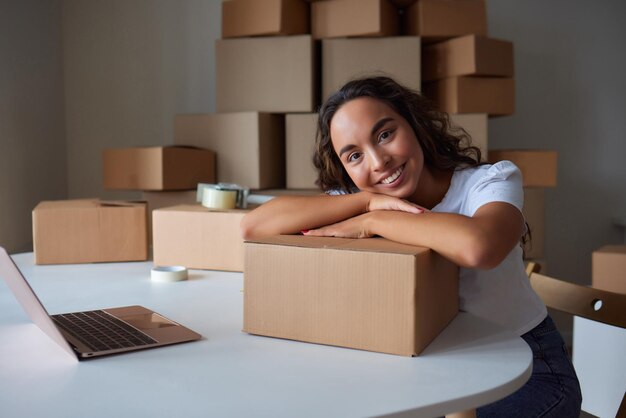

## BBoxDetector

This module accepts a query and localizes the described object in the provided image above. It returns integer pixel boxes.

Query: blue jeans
[477,315,582,417]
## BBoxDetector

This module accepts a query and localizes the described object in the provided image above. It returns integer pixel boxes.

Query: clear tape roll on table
[151,266,188,282]
[201,187,238,210]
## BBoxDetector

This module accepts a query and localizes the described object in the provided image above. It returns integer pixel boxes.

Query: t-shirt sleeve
[466,160,524,216]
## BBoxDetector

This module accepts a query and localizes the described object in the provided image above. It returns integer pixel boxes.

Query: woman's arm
[304,201,525,269]
[240,192,424,240]
[240,193,369,240]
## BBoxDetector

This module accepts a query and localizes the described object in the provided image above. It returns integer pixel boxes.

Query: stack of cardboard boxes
[32,146,217,265]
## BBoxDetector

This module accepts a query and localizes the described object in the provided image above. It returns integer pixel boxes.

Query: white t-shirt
[431,160,546,335]
[329,160,547,335]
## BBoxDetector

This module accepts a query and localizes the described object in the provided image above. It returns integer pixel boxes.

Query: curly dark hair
[313,76,483,192]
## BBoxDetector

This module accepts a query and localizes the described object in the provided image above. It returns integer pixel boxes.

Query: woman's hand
[302,212,375,239]
[366,193,426,214]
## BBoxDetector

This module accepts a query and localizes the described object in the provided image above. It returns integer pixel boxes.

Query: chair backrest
[526,262,626,418]
[527,270,626,329]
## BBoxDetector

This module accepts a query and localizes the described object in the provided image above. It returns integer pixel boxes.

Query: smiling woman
[240,76,581,417]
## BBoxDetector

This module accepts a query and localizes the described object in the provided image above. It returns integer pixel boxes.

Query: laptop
[0,247,202,360]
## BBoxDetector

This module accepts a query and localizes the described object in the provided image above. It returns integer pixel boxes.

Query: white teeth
[381,166,403,184]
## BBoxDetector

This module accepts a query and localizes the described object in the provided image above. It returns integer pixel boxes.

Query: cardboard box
[243,235,459,356]
[33,199,148,265]
[141,190,197,244]
[216,35,316,113]
[312,0,399,39]
[422,35,514,82]
[174,112,285,189]
[222,0,310,38]
[522,187,545,259]
[286,113,318,189]
[422,76,515,116]
[592,245,626,294]
[152,204,248,272]
[404,0,487,40]
[322,36,420,100]
[488,150,558,187]
[448,113,487,161]
[102,146,216,191]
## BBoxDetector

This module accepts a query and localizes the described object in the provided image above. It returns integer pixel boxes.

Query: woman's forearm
[240,192,371,239]
[366,202,524,269]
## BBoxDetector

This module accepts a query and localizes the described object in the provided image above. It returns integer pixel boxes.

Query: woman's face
[330,97,426,200]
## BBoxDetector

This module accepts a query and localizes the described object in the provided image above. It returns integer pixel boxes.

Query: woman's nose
[368,149,390,171]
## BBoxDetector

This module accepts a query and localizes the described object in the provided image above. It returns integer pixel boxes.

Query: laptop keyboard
[52,310,157,352]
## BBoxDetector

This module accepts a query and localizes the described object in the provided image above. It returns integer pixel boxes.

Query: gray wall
[63,0,221,201]
[0,0,67,253]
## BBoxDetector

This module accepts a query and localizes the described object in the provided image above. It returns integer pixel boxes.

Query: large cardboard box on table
[33,199,148,265]
[488,150,558,187]
[522,187,545,259]
[322,36,420,100]
[422,35,514,82]
[423,76,515,116]
[174,112,285,189]
[102,146,216,191]
[216,35,316,113]
[312,0,399,39]
[244,235,459,356]
[286,113,318,189]
[152,204,248,272]
[404,0,487,40]
[448,113,487,161]
[222,0,310,38]
[592,245,626,294]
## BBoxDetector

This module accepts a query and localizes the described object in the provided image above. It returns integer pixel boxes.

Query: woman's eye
[379,130,392,142]
[348,152,362,162]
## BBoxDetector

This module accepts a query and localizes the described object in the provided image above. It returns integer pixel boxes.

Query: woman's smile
[378,163,405,185]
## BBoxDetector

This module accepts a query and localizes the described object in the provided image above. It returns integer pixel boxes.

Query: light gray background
[1,1,624,321]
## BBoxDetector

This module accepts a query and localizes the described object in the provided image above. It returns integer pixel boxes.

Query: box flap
[595,245,626,255]
[99,200,146,208]
[154,204,249,214]
[246,235,429,255]
[35,199,146,211]
[34,199,99,210]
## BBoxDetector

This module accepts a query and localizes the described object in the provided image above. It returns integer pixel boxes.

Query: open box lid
[245,235,429,256]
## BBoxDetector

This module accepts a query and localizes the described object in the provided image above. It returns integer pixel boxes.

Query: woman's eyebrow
[339,144,356,157]
[371,117,393,137]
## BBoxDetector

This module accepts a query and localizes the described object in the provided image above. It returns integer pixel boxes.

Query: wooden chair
[526,262,626,418]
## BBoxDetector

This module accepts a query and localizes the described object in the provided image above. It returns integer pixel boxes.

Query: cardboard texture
[592,245,626,294]
[286,113,318,189]
[243,235,459,356]
[404,0,487,40]
[522,187,545,259]
[488,150,558,187]
[141,190,197,243]
[102,146,216,191]
[174,112,285,189]
[322,37,420,100]
[448,113,488,161]
[312,0,399,39]
[216,35,316,112]
[423,76,515,116]
[152,204,248,272]
[422,35,514,82]
[222,0,310,38]
[32,199,148,265]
